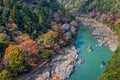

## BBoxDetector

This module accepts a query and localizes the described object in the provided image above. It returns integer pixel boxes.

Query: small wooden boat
[100,61,105,68]
[100,64,104,68]
[87,45,92,52]
[78,58,83,64]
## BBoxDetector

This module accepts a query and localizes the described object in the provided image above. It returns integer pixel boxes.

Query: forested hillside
[0,0,77,79]
[0,0,64,37]
[0,0,120,80]
[58,0,120,13]
[58,0,120,28]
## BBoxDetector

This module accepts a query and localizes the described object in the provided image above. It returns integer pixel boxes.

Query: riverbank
[18,17,117,80]
[67,21,112,80]
[19,46,78,80]
[76,17,118,52]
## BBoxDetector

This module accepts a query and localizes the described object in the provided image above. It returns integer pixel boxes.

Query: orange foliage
[19,39,38,55]
[4,44,20,58]
[4,44,26,72]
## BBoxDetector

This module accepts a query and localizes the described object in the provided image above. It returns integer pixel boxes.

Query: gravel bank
[76,17,118,52]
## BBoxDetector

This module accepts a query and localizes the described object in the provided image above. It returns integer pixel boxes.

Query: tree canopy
[4,44,26,72]
[99,47,120,80]
[116,20,120,35]
[19,39,38,55]
[0,69,12,80]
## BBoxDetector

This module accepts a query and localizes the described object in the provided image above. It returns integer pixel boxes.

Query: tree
[116,20,120,35]
[46,31,59,38]
[4,44,26,72]
[0,33,7,44]
[37,34,56,48]
[0,33,9,57]
[19,39,38,55]
[40,49,50,59]
[0,69,12,80]
[2,0,10,7]
[99,47,120,80]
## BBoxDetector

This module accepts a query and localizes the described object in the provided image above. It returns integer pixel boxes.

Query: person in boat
[78,58,84,64]
[100,61,106,68]
[87,45,93,52]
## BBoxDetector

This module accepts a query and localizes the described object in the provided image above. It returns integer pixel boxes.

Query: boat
[87,45,92,52]
[100,64,104,68]
[100,61,105,68]
[78,58,84,64]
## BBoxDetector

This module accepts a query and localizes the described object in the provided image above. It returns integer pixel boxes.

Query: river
[67,25,112,80]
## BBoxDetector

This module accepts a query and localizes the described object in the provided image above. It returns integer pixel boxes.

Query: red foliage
[19,39,38,55]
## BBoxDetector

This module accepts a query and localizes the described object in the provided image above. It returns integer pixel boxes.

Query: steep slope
[58,0,120,28]
[0,0,63,38]
[0,0,76,79]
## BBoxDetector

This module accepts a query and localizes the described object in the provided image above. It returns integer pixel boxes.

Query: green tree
[99,47,120,80]
[116,20,120,35]
[0,33,7,44]
[37,34,56,48]
[0,69,12,80]
[40,49,50,59]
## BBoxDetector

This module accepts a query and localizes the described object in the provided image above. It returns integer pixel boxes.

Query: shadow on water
[75,32,84,48]
[101,61,106,65]
[75,41,84,48]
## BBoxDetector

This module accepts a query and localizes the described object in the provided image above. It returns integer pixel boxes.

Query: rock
[54,61,74,79]
[78,17,118,52]
[35,71,50,80]
[50,46,78,80]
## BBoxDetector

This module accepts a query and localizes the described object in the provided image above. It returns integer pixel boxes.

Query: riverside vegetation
[0,0,77,80]
[58,0,120,80]
[0,0,120,80]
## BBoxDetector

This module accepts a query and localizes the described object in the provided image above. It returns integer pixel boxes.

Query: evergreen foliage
[99,47,120,80]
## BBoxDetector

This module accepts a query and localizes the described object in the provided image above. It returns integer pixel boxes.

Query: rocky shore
[19,17,118,80]
[76,17,118,52]
[23,46,78,80]
[50,46,78,80]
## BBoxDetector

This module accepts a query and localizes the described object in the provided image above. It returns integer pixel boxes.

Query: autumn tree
[0,69,12,80]
[4,44,26,72]
[19,39,38,55]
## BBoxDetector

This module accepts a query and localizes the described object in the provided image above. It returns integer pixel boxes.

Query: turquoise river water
[67,25,112,80]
